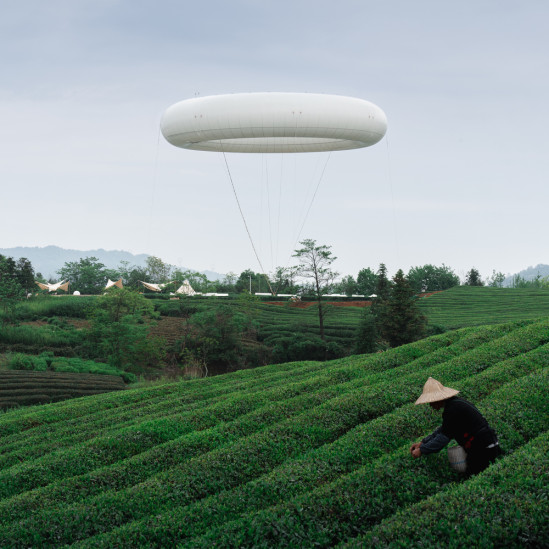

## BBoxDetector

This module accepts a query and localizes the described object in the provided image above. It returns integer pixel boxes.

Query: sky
[1,0,547,282]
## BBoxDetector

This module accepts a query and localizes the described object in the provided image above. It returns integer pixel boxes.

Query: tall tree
[369,263,392,347]
[354,307,378,354]
[382,269,427,347]
[293,239,338,341]
[464,268,484,286]
[145,256,172,283]
[14,258,35,294]
[0,255,25,324]
[356,267,378,296]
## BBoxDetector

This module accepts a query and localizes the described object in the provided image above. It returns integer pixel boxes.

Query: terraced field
[0,370,125,410]
[417,286,549,329]
[0,317,547,547]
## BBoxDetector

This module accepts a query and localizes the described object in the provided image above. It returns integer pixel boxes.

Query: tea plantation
[0,317,547,547]
[417,286,549,328]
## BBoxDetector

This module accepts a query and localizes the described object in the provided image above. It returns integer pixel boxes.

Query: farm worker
[410,377,501,474]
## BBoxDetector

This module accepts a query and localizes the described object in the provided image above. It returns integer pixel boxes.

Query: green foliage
[0,370,126,410]
[179,304,255,369]
[356,267,378,296]
[271,333,343,362]
[0,256,26,325]
[2,352,135,382]
[293,239,339,340]
[487,269,506,288]
[381,269,427,347]
[417,286,549,329]
[407,263,460,292]
[57,256,110,295]
[144,256,172,283]
[356,267,427,351]
[0,318,546,547]
[354,307,378,354]
[10,294,93,320]
[351,431,549,548]
[510,272,549,289]
[85,288,164,371]
[464,267,484,286]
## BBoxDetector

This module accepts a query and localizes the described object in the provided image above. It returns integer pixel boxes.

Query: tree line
[2,250,548,300]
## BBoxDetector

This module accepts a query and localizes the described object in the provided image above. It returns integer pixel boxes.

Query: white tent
[140,281,174,292]
[175,280,197,296]
[35,280,70,292]
[105,279,123,289]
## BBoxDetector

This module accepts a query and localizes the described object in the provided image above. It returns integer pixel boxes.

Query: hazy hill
[503,263,549,286]
[0,246,223,280]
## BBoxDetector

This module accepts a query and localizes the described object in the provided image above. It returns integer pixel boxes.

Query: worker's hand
[410,442,421,454]
[411,447,422,458]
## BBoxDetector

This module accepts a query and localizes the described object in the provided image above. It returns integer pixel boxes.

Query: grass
[0,317,547,547]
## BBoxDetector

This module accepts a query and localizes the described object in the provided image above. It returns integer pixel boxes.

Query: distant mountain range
[502,264,549,286]
[0,246,546,286]
[0,246,224,281]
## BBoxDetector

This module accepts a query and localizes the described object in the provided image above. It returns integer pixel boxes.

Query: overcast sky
[1,0,547,281]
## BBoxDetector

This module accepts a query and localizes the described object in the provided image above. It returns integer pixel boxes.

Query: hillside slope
[0,318,547,547]
[417,286,549,328]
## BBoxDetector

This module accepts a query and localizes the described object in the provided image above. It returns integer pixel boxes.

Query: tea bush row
[0,358,327,437]
[67,345,549,548]
[0,323,514,485]
[0,326,475,447]
[0,368,352,473]
[348,430,548,548]
[177,368,548,549]
[2,322,546,545]
[0,370,125,411]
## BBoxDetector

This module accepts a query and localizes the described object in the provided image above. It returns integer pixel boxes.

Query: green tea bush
[0,319,546,547]
[349,431,549,548]
[82,356,548,548]
[2,322,546,546]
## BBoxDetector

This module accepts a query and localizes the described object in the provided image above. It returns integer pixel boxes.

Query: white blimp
[160,92,387,153]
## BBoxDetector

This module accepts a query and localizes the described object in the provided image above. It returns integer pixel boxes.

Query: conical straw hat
[415,377,459,405]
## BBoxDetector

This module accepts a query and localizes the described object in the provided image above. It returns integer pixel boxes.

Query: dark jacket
[421,397,498,455]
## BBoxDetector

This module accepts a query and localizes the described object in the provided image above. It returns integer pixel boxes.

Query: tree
[334,274,357,296]
[0,255,25,324]
[354,307,378,354]
[217,272,238,293]
[293,239,338,341]
[145,256,172,283]
[235,269,266,294]
[382,269,427,347]
[182,305,250,369]
[270,266,300,295]
[14,258,35,294]
[356,267,378,296]
[464,268,484,286]
[368,263,392,348]
[57,256,109,294]
[487,270,506,288]
[86,288,164,370]
[172,269,213,293]
[407,264,460,292]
